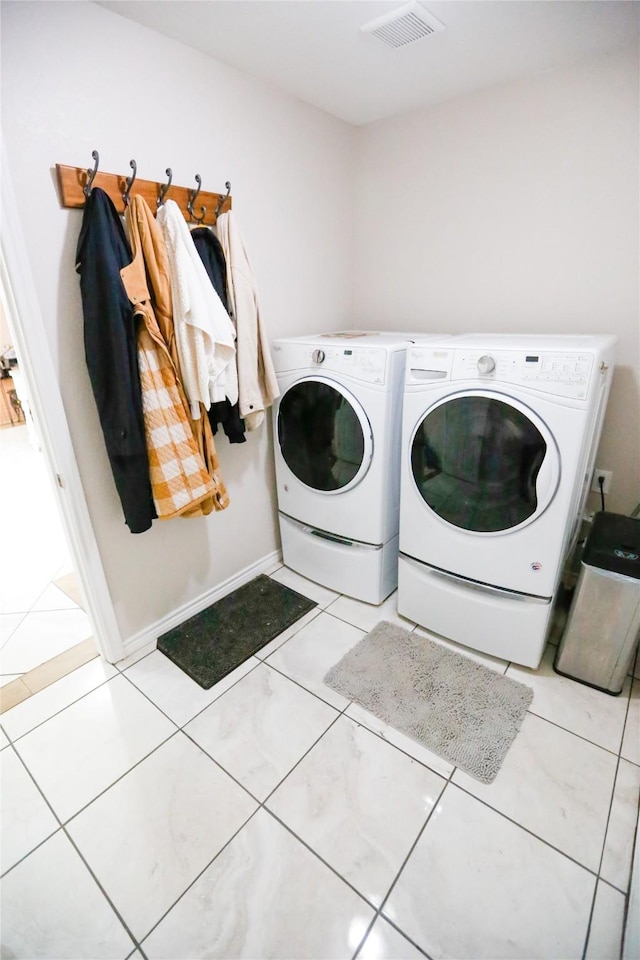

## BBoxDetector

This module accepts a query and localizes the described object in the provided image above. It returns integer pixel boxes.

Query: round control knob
[312,349,325,364]
[477,355,496,375]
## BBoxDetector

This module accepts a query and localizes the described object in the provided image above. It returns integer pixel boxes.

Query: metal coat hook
[187,174,207,223]
[83,149,100,198]
[215,181,231,218]
[157,167,173,209]
[122,159,137,207]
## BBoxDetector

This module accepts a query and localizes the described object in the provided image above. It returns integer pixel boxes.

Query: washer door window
[410,392,559,533]
[277,377,373,493]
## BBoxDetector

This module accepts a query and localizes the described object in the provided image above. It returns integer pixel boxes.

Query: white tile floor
[1,562,639,959]
[0,424,93,685]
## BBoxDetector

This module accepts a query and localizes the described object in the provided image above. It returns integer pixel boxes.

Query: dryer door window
[277,377,373,493]
[410,393,559,533]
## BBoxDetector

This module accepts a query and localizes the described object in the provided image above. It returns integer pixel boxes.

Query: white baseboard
[121,550,283,660]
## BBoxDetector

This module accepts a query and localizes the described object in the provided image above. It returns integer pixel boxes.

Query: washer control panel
[273,342,387,384]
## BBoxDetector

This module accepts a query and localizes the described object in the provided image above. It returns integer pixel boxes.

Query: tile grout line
[0,637,98,711]
[581,750,624,960]
[348,775,451,960]
[7,661,185,826]
[7,678,270,956]
[3,667,143,745]
[4,603,349,902]
[136,805,264,950]
[451,779,607,885]
[65,613,637,903]
[176,595,459,956]
[3,575,635,957]
[526,705,634,761]
[260,655,356,715]
[0,610,28,653]
[131,673,431,951]
[620,814,640,960]
[120,650,266,730]
[121,685,353,948]
[0,566,89,693]
[171,670,462,956]
[1,740,144,956]
[4,727,181,871]
[259,709,345,806]
[582,685,640,959]
[60,824,144,957]
[119,656,379,944]
[260,612,635,807]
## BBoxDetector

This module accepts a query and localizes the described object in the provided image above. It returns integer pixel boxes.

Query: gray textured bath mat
[323,621,533,784]
[158,575,316,689]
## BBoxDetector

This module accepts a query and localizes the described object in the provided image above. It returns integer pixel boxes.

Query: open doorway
[0,151,124,714]
[0,296,98,711]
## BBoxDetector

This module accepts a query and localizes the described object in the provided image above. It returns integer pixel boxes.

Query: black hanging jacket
[191,226,246,444]
[75,188,156,533]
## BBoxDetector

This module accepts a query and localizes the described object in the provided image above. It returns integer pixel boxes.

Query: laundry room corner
[0,0,357,648]
[351,43,640,517]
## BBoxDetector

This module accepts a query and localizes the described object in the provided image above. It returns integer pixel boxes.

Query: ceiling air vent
[361,1,445,49]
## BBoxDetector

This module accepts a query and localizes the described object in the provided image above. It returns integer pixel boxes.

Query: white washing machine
[398,333,616,667]
[272,331,441,604]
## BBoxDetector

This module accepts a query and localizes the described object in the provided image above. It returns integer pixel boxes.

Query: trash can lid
[584,511,640,579]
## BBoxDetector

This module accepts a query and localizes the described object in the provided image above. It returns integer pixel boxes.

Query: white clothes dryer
[398,333,616,667]
[272,331,442,604]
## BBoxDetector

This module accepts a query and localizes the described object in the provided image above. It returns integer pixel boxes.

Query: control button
[312,349,325,364]
[477,355,496,375]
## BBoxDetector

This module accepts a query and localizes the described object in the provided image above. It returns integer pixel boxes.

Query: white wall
[1,0,355,640]
[352,46,640,514]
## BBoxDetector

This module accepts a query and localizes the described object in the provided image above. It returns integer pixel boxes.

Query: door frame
[1,150,124,663]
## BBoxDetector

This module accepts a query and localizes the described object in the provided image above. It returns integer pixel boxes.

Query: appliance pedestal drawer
[398,554,552,668]
[279,513,397,605]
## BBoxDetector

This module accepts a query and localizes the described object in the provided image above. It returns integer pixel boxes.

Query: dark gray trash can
[554,512,640,695]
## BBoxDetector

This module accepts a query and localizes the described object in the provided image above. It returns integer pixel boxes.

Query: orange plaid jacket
[121,197,229,518]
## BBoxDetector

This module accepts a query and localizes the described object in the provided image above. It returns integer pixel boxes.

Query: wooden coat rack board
[55,161,232,226]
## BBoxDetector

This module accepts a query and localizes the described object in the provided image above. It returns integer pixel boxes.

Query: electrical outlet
[591,468,612,494]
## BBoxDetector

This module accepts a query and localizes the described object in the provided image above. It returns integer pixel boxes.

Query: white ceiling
[97,0,639,125]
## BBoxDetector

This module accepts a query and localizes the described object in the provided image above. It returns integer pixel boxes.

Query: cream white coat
[216,210,279,430]
[158,200,237,419]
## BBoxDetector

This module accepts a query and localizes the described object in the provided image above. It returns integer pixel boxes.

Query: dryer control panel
[453,350,594,399]
[407,346,595,400]
[273,342,388,384]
